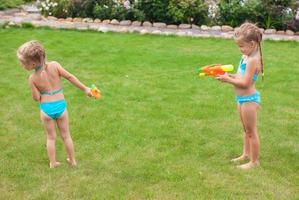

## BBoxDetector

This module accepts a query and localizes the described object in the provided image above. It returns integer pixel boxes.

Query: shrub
[218,0,297,30]
[67,0,94,18]
[218,0,264,27]
[136,0,171,23]
[34,0,297,30]
[286,18,299,31]
[37,0,57,17]
[167,0,208,25]
[51,0,69,18]
[92,3,113,20]
[93,1,145,21]
[260,0,296,30]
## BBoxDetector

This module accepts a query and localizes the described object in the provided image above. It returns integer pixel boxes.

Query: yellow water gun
[197,64,234,77]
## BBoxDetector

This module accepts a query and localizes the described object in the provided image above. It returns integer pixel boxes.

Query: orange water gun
[91,84,101,99]
[197,64,234,77]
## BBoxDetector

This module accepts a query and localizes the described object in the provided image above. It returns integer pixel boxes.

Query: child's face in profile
[235,39,256,56]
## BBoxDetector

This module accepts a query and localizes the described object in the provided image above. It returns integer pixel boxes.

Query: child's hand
[84,87,92,97]
[216,73,230,83]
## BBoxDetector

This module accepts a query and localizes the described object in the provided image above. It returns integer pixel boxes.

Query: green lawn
[0,28,298,199]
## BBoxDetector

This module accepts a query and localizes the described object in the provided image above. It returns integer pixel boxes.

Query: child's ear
[251,41,257,48]
[30,62,37,69]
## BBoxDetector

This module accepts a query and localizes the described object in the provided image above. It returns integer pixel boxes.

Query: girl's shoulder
[45,61,64,73]
[46,61,62,68]
[247,55,260,64]
[247,56,261,71]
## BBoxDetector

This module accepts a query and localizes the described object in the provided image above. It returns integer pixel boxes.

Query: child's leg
[231,105,250,162]
[56,110,77,166]
[40,111,60,168]
[238,102,260,169]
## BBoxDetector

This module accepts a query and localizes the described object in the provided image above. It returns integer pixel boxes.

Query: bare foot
[231,155,249,163]
[237,161,260,170]
[49,161,61,168]
[66,158,77,167]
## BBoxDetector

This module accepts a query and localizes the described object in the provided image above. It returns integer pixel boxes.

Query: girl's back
[31,61,64,102]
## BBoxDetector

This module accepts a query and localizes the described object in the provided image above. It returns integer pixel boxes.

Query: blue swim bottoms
[236,91,261,105]
[40,99,67,119]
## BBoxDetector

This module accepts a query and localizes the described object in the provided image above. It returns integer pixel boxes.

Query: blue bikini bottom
[40,99,67,119]
[236,91,260,105]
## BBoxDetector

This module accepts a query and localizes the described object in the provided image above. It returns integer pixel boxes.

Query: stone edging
[1,9,299,42]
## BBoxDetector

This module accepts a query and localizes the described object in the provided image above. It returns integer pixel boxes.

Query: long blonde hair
[17,40,46,67]
[235,22,264,80]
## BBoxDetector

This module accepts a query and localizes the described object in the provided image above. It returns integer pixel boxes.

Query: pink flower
[123,0,130,9]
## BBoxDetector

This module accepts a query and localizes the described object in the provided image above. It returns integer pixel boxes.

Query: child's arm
[28,75,41,102]
[53,62,92,96]
[216,59,258,88]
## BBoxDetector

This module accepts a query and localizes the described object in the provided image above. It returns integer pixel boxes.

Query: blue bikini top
[237,58,258,81]
[41,88,63,96]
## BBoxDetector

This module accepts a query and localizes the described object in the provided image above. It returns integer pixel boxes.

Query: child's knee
[60,132,71,141]
[245,129,255,137]
[47,134,56,140]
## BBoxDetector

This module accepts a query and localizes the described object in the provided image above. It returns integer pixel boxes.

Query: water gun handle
[91,84,101,99]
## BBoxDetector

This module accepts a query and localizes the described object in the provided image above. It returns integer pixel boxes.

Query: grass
[0,28,298,199]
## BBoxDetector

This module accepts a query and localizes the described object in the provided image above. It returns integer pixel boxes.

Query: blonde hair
[17,40,46,67]
[235,22,264,80]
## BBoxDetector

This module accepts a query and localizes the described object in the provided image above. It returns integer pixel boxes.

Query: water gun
[90,84,101,99]
[197,64,234,77]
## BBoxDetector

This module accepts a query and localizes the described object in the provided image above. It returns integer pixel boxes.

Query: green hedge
[38,0,209,25]
[218,0,297,30]
[4,0,298,31]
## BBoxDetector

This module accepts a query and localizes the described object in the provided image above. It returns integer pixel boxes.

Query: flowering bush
[34,0,298,30]
[218,0,264,27]
[37,0,58,16]
[207,2,219,25]
[287,18,299,31]
[287,8,299,31]
[218,0,297,30]
[37,0,69,18]
[93,0,145,21]
[134,0,208,25]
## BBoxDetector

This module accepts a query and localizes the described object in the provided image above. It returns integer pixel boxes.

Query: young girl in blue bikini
[17,40,92,168]
[216,23,264,170]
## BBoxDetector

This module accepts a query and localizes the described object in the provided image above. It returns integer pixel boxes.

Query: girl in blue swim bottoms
[17,40,92,168]
[216,23,264,170]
